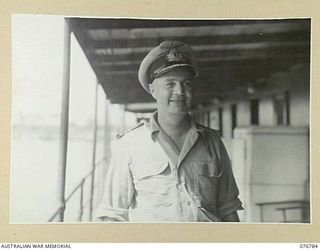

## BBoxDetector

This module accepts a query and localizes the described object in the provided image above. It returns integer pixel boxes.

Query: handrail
[256,200,309,206]
[48,157,106,222]
[48,207,64,223]
[257,200,310,223]
[65,179,86,203]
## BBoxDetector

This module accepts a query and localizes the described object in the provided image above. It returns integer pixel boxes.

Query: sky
[10,14,137,222]
[12,15,65,126]
[12,14,136,128]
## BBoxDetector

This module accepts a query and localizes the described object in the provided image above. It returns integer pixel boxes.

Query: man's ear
[149,83,156,99]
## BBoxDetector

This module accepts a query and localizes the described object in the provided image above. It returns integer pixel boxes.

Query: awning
[68,18,310,107]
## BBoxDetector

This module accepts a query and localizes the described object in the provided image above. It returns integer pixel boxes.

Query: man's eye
[165,82,175,87]
[183,81,192,88]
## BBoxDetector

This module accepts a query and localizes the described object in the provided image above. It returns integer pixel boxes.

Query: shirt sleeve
[95,138,135,221]
[216,137,244,219]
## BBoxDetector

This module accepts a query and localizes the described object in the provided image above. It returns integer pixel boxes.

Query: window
[231,104,237,137]
[250,98,259,125]
[274,91,290,125]
[218,107,223,137]
[206,112,211,128]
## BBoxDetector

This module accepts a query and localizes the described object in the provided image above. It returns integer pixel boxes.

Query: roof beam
[86,31,310,50]
[69,18,310,32]
[91,40,308,58]
[97,58,309,78]
[95,52,309,74]
[91,41,309,64]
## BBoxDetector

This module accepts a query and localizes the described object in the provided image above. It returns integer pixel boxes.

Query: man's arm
[95,139,134,222]
[215,135,244,220]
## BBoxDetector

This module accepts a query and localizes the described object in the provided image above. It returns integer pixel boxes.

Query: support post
[102,100,111,188]
[259,205,264,222]
[56,18,71,222]
[89,80,99,221]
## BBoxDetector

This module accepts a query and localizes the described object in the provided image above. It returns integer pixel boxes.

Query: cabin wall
[196,64,310,222]
[236,101,250,127]
[208,64,310,139]
[289,67,310,127]
[259,97,275,126]
[234,126,309,222]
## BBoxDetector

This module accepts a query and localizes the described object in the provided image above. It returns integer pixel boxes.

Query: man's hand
[97,216,119,222]
[221,211,240,222]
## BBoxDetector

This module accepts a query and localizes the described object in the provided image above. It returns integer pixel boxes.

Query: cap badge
[166,48,186,62]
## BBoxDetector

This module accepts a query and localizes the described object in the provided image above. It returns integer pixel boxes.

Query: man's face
[149,67,194,115]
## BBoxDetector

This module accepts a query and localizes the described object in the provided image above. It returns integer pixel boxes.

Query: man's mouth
[170,98,186,103]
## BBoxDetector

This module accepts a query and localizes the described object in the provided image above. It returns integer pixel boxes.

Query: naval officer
[96,41,243,222]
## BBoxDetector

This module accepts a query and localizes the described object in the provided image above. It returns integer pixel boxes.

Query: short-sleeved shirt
[96,112,243,222]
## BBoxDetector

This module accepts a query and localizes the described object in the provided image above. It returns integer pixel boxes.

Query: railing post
[57,18,71,222]
[89,80,99,221]
[282,209,287,223]
[78,178,85,222]
[259,204,264,222]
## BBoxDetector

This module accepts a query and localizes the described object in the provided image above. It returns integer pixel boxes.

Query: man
[96,41,243,222]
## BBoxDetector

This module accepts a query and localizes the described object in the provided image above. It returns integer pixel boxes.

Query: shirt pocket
[196,160,222,205]
[132,160,173,207]
[134,160,171,181]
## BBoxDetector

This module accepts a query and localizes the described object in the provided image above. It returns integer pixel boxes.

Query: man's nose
[173,82,185,95]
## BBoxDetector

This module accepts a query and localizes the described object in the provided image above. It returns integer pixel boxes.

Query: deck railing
[256,200,310,223]
[48,157,106,222]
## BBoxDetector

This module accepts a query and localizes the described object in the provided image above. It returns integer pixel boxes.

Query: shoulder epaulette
[116,122,144,139]
[195,122,220,134]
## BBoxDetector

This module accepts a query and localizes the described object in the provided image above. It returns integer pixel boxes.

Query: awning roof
[68,18,310,109]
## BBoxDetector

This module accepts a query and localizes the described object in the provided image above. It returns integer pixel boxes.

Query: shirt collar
[148,111,205,140]
[149,111,160,134]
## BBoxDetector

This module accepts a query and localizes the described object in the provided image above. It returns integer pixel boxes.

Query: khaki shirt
[96,113,243,222]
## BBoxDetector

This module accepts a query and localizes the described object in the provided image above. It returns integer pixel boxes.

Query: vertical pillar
[89,80,99,221]
[121,104,126,133]
[57,18,71,222]
[100,99,111,199]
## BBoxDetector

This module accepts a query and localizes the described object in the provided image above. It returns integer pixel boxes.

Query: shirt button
[187,201,192,205]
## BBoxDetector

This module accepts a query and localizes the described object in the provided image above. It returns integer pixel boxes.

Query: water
[10,126,107,223]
